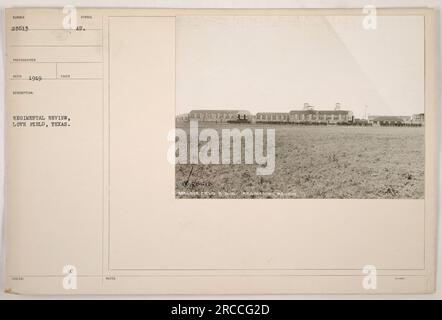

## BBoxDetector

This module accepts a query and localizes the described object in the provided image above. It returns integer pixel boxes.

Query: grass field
[175,123,424,199]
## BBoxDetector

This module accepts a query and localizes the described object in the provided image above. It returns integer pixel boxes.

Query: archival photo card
[174,15,425,199]
[4,7,437,295]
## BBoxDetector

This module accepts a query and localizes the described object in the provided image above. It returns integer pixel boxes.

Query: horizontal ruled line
[27,28,102,31]
[10,45,102,47]
[10,78,102,81]
[10,61,102,64]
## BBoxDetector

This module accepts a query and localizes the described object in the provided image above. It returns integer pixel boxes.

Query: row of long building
[176,103,424,126]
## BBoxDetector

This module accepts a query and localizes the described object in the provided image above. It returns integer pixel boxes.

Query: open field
[175,123,424,199]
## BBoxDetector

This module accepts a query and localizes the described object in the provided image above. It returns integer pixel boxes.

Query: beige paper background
[3,7,438,294]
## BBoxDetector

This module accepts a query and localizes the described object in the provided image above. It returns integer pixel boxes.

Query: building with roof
[256,112,289,123]
[289,103,354,124]
[175,113,189,122]
[188,109,251,122]
[412,113,424,126]
[183,103,355,125]
[368,115,412,126]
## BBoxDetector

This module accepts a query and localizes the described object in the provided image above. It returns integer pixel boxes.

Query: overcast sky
[176,15,424,119]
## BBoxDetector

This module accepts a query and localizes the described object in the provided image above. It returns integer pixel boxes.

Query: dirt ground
[175,123,424,199]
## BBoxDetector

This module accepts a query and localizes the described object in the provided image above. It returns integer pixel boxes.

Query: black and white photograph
[174,15,425,199]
